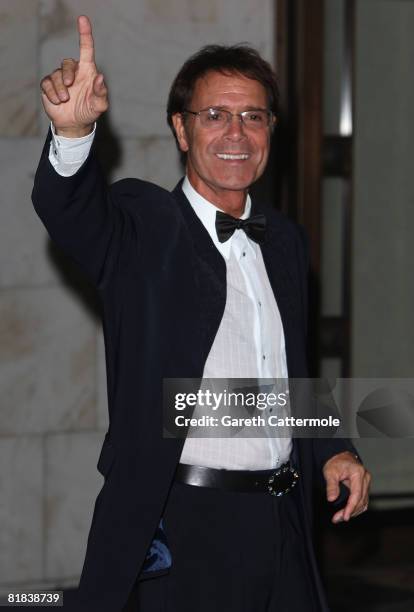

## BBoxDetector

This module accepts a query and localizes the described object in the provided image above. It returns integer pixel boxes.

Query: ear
[172,113,189,152]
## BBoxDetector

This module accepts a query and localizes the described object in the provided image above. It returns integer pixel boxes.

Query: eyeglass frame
[181,106,277,130]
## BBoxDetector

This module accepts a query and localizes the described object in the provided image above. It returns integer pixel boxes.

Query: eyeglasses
[183,107,275,130]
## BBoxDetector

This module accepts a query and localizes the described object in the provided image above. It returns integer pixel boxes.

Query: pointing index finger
[78,15,95,64]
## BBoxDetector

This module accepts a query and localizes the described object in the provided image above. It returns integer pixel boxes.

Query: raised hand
[40,15,108,137]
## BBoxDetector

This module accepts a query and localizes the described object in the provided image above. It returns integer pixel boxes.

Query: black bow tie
[215,211,267,244]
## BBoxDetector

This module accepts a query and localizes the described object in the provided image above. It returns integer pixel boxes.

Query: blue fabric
[141,519,172,575]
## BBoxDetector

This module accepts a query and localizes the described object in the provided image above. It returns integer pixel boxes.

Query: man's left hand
[323,451,371,524]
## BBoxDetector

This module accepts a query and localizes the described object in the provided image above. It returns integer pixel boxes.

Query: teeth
[216,153,249,160]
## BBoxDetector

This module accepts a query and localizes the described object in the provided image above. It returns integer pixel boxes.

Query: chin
[214,173,257,191]
[227,179,256,191]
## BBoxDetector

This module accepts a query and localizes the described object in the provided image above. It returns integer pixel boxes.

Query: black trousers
[130,479,319,612]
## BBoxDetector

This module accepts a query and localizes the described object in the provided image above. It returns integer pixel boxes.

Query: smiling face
[172,70,273,212]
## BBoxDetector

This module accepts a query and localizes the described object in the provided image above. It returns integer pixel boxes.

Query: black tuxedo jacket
[32,131,356,612]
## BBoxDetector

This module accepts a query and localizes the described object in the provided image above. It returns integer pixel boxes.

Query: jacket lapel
[171,180,227,367]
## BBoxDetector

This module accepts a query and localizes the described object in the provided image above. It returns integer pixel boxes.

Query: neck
[186,175,247,218]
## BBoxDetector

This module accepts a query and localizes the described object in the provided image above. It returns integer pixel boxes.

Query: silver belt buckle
[267,464,299,497]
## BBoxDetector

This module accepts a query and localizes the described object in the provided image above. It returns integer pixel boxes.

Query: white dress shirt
[48,122,97,176]
[49,125,292,470]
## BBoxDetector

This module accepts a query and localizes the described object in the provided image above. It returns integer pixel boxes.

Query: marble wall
[0,0,275,590]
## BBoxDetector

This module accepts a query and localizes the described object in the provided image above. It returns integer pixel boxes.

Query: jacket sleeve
[313,438,361,476]
[31,128,141,290]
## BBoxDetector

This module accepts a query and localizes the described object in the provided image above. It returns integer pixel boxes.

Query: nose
[223,115,247,140]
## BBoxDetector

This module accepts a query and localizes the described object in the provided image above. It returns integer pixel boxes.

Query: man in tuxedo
[33,15,370,612]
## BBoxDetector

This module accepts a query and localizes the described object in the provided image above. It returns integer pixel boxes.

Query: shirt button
[258,300,262,307]
[262,355,266,360]
[242,251,246,257]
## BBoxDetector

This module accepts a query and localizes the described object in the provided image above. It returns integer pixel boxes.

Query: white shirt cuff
[48,122,96,177]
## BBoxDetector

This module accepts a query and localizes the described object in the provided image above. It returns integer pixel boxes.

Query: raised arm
[33,16,137,289]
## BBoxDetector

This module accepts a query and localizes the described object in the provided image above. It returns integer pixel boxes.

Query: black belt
[175,461,299,496]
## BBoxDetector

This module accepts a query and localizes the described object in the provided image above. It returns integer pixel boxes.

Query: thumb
[326,475,340,501]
